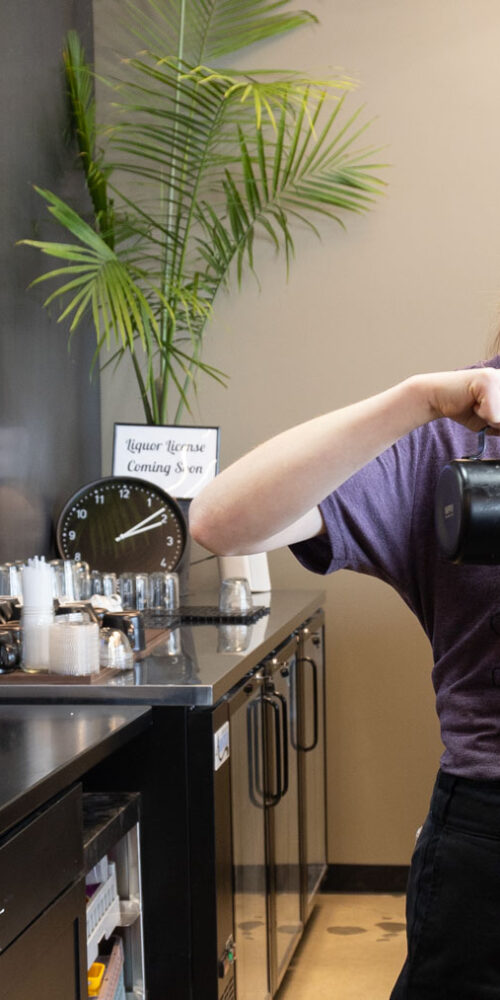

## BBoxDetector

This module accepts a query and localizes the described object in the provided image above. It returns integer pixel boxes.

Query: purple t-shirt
[291,365,500,779]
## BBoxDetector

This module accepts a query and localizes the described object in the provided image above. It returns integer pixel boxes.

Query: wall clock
[56,476,187,574]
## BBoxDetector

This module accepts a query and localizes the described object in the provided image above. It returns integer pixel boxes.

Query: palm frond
[20,1,387,423]
[121,0,318,64]
[63,32,115,243]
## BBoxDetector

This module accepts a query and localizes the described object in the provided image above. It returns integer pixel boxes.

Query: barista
[190,360,500,998]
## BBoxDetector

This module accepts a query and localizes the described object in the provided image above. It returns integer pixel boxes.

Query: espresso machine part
[0,624,22,672]
[435,436,500,564]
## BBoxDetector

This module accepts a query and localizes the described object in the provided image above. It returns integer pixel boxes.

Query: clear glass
[0,564,10,596]
[49,560,65,598]
[135,573,149,611]
[102,572,118,597]
[90,569,104,596]
[148,571,179,611]
[4,562,23,599]
[119,572,136,610]
[218,577,253,614]
[74,560,91,600]
[99,627,134,671]
[62,559,78,600]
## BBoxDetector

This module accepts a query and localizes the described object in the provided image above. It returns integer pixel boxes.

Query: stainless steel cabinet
[229,619,327,999]
[230,636,303,999]
[230,678,270,999]
[297,611,328,922]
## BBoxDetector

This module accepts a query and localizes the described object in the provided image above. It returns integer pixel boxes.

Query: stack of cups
[49,612,100,676]
[21,557,55,673]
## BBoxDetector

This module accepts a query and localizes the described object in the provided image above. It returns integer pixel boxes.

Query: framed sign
[112,424,220,499]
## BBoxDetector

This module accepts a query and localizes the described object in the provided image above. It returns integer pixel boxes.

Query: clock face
[56,477,187,574]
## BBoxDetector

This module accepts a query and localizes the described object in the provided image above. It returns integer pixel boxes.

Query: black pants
[391,769,500,999]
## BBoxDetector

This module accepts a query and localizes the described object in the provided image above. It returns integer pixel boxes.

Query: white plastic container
[86,861,120,966]
[49,614,100,675]
[21,557,55,673]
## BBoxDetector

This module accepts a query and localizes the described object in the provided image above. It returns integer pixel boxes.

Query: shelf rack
[83,792,145,999]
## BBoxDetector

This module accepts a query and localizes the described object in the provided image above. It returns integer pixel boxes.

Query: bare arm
[190,367,500,556]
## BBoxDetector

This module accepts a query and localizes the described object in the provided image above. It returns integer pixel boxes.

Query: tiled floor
[276,893,407,1000]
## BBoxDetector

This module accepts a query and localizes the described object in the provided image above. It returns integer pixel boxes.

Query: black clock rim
[55,475,188,569]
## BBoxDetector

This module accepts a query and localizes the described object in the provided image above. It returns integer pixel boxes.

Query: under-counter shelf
[83,791,145,997]
[83,791,141,871]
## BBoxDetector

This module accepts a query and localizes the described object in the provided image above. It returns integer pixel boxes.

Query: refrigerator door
[266,641,303,993]
[229,676,271,1000]
[298,613,327,920]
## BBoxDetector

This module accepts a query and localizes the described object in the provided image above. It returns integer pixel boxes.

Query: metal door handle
[263,694,282,807]
[297,656,319,751]
[289,657,299,752]
[274,691,289,797]
[247,698,265,809]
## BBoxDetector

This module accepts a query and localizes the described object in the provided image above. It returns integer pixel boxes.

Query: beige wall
[96,1,500,865]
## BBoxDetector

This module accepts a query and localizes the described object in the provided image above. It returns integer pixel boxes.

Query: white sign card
[112,424,220,499]
[214,721,230,771]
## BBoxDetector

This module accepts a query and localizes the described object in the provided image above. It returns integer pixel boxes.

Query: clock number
[95,492,105,504]
[76,508,88,520]
[68,530,76,541]
[160,557,167,568]
[74,551,81,561]
[166,536,174,546]
[119,487,131,499]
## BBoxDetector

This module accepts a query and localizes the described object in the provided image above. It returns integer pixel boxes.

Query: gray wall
[0,0,101,561]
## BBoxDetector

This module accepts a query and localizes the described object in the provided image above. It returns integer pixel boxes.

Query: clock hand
[115,520,165,542]
[115,507,166,542]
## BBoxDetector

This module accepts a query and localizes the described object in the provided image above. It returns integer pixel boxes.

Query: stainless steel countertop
[0,590,324,707]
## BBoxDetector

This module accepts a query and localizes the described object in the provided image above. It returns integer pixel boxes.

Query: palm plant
[20,0,386,425]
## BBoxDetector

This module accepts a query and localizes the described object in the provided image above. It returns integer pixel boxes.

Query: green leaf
[32,188,115,257]
[123,0,318,64]
[19,6,387,423]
